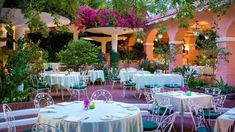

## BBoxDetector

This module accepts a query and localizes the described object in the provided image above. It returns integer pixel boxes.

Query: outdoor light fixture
[154,38,158,42]
[205,35,209,40]
[158,34,163,39]
[137,38,141,43]
[193,21,200,36]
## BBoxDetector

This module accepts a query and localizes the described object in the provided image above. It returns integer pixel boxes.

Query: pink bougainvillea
[76,6,146,30]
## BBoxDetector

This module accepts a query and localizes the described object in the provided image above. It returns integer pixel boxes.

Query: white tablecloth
[88,70,105,83]
[154,91,213,112]
[132,74,184,90]
[119,70,150,82]
[215,108,235,132]
[38,101,143,132]
[189,66,214,75]
[45,72,80,88]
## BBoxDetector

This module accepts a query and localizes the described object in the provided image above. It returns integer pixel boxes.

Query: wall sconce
[154,38,158,42]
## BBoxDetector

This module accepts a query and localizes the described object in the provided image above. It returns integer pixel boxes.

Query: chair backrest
[34,93,54,108]
[213,88,221,95]
[90,89,113,101]
[143,92,153,104]
[32,123,62,132]
[213,95,227,108]
[156,96,171,107]
[2,104,16,132]
[157,113,176,132]
[204,88,212,95]
[151,88,162,94]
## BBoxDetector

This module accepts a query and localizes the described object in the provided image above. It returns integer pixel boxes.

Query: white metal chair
[122,80,136,97]
[213,94,227,110]
[204,87,221,95]
[2,104,16,132]
[31,74,50,93]
[90,89,113,101]
[34,92,54,108]
[32,123,62,132]
[143,112,176,132]
[185,99,215,132]
[70,78,88,100]
[212,88,221,95]
[110,69,120,89]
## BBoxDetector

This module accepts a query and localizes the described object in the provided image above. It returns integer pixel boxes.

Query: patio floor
[1,82,235,132]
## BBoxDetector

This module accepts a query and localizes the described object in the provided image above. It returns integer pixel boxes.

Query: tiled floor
[1,82,235,132]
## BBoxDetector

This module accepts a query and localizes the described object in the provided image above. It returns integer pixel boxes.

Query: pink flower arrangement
[83,98,90,110]
[181,86,188,92]
[77,6,146,30]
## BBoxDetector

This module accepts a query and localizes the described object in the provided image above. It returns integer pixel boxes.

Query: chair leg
[112,81,115,89]
[123,86,126,98]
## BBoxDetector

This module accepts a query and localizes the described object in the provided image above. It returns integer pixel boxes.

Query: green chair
[122,80,136,97]
[31,74,50,93]
[185,99,215,132]
[70,79,88,100]
[143,113,176,132]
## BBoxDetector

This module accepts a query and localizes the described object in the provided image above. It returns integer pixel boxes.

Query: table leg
[61,88,64,100]
[181,112,184,132]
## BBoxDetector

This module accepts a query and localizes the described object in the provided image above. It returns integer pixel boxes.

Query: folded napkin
[64,116,89,122]
[118,103,135,108]
[229,116,235,120]
[111,112,131,118]
[73,101,82,103]
[57,102,72,106]
[100,115,112,120]
[127,107,138,111]
[39,108,55,113]
[64,116,82,122]
[45,105,56,109]
[93,100,104,103]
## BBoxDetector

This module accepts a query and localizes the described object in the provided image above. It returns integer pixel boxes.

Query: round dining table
[88,70,105,84]
[45,72,81,88]
[38,101,143,132]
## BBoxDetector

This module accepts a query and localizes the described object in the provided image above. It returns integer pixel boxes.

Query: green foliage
[20,0,78,36]
[57,39,100,70]
[156,24,167,34]
[172,65,198,86]
[195,29,231,75]
[188,77,206,89]
[110,50,120,68]
[0,88,33,103]
[0,38,47,102]
[215,77,235,94]
[139,60,168,73]
[154,40,181,66]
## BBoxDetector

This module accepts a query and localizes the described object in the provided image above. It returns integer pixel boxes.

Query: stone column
[101,41,106,54]
[14,27,25,50]
[216,37,235,86]
[111,35,118,52]
[169,41,184,70]
[144,43,154,60]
